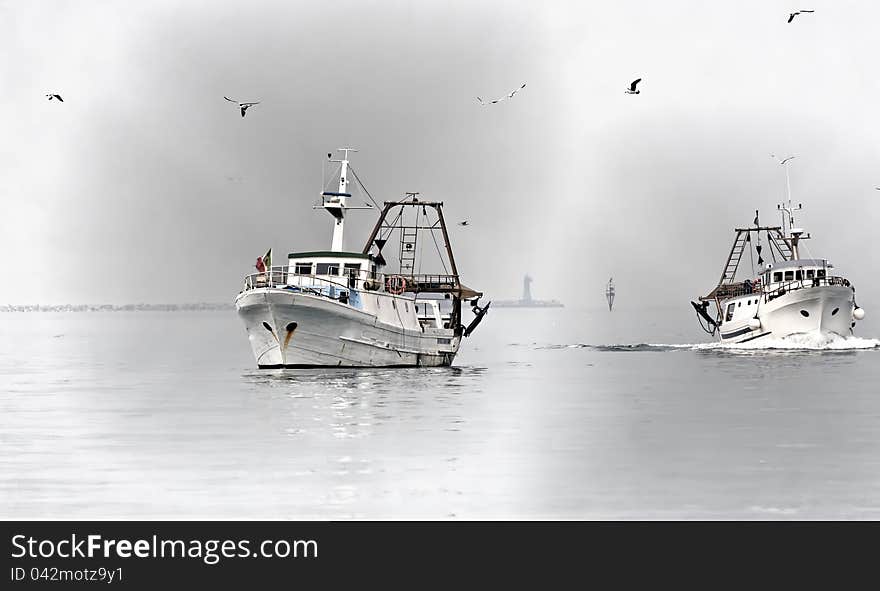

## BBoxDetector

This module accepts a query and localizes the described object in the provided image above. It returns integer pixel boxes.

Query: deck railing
[242,266,460,295]
[705,275,851,302]
[763,275,851,301]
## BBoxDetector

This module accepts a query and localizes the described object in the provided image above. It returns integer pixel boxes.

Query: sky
[2,0,879,312]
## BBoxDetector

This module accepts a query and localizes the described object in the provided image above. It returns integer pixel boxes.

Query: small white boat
[692,199,865,344]
[605,277,615,311]
[235,149,489,368]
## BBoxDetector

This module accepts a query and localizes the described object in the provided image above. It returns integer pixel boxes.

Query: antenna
[771,154,801,236]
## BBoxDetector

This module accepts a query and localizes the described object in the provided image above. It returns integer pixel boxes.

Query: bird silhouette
[770,154,796,165]
[625,78,642,94]
[787,10,814,23]
[46,93,63,102]
[458,220,470,226]
[476,83,526,106]
[224,96,260,117]
[507,83,526,98]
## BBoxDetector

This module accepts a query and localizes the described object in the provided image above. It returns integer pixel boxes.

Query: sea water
[2,305,879,519]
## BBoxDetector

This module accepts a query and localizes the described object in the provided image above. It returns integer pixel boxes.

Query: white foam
[714,331,880,351]
[536,332,880,352]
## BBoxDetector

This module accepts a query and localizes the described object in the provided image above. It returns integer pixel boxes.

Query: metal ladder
[720,231,749,284]
[399,227,418,275]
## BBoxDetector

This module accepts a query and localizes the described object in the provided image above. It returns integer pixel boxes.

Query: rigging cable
[429,226,450,276]
[348,165,382,210]
[748,231,755,277]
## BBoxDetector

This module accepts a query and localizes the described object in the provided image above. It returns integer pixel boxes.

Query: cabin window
[795,270,803,281]
[817,269,826,278]
[294,262,312,275]
[726,303,735,322]
[806,269,815,279]
[784,271,794,281]
[738,302,741,307]
[773,272,783,282]
[316,263,339,275]
[344,263,361,288]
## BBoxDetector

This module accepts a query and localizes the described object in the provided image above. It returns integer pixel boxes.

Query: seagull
[224,96,260,117]
[787,10,814,23]
[507,83,526,99]
[46,93,63,102]
[771,154,796,165]
[625,78,642,94]
[476,83,526,106]
[458,220,470,226]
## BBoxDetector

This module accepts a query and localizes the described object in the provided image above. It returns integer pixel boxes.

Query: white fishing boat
[235,148,489,368]
[605,277,615,311]
[692,191,865,344]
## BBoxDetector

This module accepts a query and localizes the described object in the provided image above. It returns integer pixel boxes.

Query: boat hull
[718,285,854,343]
[235,288,460,368]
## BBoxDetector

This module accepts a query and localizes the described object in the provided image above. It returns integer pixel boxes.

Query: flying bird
[224,96,260,117]
[458,220,470,226]
[625,78,642,94]
[507,83,526,98]
[476,83,526,106]
[46,93,63,102]
[771,154,796,165]
[787,10,814,23]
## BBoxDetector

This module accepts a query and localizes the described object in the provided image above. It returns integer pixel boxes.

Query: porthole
[262,321,273,331]
[831,308,839,316]
[800,310,809,317]
[286,322,298,331]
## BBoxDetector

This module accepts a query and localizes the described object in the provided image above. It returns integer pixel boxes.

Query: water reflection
[239,366,487,441]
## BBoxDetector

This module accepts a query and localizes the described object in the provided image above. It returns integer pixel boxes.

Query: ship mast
[773,154,807,260]
[323,147,358,251]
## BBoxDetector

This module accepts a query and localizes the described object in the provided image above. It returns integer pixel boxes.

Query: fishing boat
[691,198,865,343]
[605,277,615,311]
[235,148,489,368]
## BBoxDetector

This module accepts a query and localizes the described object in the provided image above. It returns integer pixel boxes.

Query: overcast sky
[2,0,878,309]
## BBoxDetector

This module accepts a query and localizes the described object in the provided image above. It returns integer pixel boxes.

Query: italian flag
[255,248,271,272]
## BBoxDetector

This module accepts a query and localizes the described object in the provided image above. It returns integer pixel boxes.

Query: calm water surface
[2,306,879,519]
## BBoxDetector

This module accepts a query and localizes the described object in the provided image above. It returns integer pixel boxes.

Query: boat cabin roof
[288,251,372,260]
[765,258,828,271]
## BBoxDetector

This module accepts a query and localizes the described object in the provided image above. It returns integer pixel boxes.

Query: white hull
[718,285,854,343]
[235,288,460,368]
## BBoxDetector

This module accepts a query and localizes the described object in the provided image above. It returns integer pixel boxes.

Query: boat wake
[536,332,880,353]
